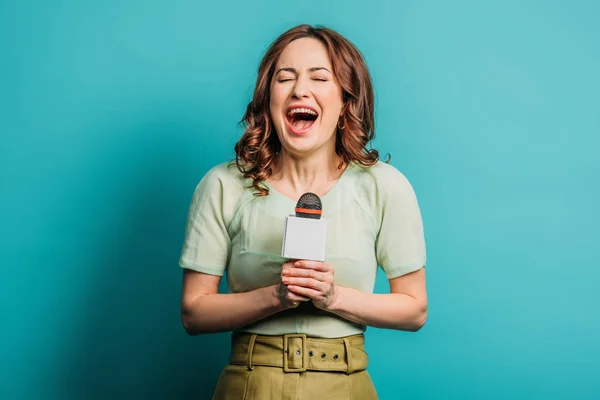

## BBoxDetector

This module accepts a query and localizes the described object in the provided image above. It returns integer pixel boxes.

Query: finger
[294,260,330,272]
[283,277,325,291]
[282,260,297,270]
[287,292,310,302]
[288,285,320,299]
[282,268,327,281]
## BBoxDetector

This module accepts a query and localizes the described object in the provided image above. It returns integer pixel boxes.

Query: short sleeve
[375,169,426,279]
[178,168,231,276]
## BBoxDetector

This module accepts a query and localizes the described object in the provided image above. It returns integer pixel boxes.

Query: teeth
[287,107,317,116]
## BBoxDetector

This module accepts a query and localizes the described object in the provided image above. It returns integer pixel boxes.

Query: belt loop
[246,334,257,370]
[343,338,355,374]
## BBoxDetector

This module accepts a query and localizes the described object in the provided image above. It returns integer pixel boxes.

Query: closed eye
[312,78,328,82]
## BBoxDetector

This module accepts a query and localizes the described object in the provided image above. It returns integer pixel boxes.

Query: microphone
[281,192,328,261]
[295,193,323,219]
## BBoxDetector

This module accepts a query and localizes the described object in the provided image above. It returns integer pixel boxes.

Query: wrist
[266,284,286,312]
[327,285,347,312]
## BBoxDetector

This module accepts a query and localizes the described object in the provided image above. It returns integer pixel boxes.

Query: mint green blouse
[179,160,426,338]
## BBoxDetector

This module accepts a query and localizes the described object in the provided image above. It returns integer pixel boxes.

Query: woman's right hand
[276,260,311,309]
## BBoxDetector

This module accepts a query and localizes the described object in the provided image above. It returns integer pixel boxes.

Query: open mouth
[285,107,319,133]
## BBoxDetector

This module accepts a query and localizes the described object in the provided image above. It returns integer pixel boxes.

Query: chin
[281,131,336,157]
[282,140,318,155]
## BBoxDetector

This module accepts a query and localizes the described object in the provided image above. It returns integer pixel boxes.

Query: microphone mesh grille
[296,192,322,219]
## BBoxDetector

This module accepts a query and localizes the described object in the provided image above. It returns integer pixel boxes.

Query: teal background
[1,0,599,398]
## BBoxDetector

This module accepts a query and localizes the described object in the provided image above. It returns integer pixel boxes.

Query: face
[269,37,344,157]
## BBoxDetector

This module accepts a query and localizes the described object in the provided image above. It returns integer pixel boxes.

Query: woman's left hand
[282,260,338,311]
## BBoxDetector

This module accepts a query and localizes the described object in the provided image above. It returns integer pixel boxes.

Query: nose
[291,76,310,99]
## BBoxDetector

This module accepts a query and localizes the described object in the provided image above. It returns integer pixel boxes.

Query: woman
[179,24,427,399]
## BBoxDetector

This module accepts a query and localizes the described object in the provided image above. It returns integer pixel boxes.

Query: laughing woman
[179,24,427,400]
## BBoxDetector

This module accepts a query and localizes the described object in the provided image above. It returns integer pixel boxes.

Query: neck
[270,150,346,196]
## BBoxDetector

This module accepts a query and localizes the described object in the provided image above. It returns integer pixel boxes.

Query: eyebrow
[275,66,331,75]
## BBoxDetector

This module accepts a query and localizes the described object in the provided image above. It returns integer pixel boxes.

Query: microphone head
[295,192,322,219]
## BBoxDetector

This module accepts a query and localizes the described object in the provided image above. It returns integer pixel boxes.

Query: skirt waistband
[229,332,369,374]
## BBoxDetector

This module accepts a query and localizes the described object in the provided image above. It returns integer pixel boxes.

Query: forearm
[329,286,427,331]
[182,285,283,335]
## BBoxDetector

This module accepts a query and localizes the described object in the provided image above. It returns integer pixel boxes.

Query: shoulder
[351,160,415,196]
[199,161,248,189]
[357,160,408,180]
[190,161,254,225]
[194,161,255,203]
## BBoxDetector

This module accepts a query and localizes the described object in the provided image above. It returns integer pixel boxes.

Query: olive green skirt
[212,332,378,400]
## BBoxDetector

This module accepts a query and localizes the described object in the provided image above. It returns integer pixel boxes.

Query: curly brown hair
[234,24,386,196]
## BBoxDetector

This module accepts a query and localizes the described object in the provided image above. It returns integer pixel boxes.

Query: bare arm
[285,262,427,332]
[181,267,308,335]
[329,268,428,331]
